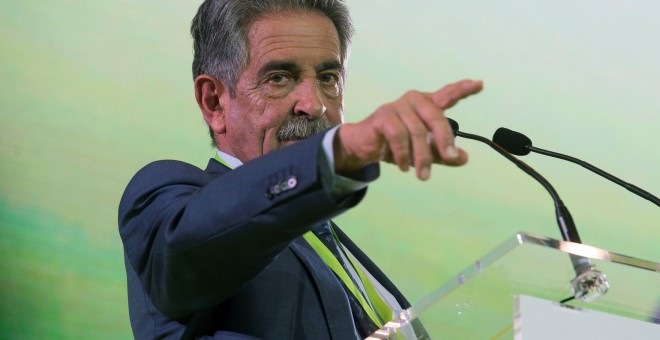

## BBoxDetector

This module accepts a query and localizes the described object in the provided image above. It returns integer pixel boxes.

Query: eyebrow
[257,61,301,80]
[316,61,343,74]
[256,60,344,80]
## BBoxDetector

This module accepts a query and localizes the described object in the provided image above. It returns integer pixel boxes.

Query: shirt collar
[215,149,243,169]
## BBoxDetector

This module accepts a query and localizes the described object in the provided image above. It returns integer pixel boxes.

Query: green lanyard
[302,230,393,328]
[213,153,393,328]
[333,228,395,327]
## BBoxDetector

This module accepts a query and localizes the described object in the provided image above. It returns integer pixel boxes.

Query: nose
[293,79,326,118]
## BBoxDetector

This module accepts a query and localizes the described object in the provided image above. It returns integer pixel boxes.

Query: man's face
[217,11,344,163]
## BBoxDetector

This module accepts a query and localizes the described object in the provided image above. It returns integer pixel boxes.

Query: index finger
[431,79,483,110]
[427,79,483,161]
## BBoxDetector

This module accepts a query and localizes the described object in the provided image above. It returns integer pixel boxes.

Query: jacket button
[271,184,281,195]
[286,176,297,190]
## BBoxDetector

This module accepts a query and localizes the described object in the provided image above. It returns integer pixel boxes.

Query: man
[119,0,482,338]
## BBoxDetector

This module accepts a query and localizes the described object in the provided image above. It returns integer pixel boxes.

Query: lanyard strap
[302,231,387,328]
[329,227,394,326]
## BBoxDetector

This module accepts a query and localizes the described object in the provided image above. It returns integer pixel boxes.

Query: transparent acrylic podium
[367,232,660,339]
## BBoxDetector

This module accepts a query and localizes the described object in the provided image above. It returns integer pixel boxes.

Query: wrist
[333,125,371,175]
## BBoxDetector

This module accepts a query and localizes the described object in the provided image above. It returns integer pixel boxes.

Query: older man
[119,0,482,339]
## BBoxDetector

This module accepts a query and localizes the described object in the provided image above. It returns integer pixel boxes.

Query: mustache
[276,116,336,142]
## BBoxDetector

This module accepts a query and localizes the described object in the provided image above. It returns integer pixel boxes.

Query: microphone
[447,118,608,302]
[493,127,660,207]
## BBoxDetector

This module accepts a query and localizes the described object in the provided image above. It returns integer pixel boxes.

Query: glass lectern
[368,232,660,339]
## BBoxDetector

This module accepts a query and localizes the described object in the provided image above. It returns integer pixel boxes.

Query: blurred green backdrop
[1,0,658,338]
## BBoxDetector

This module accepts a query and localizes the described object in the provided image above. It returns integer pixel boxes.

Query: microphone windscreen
[447,118,459,136]
[493,128,532,155]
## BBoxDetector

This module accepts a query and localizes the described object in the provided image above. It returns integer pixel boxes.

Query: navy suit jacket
[119,132,411,339]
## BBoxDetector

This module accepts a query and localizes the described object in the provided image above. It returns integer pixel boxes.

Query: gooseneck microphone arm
[529,145,660,207]
[493,127,659,207]
[448,119,582,243]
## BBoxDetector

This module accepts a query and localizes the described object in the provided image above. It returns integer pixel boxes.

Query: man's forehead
[246,11,341,63]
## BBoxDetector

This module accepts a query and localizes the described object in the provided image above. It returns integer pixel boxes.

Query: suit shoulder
[131,159,213,187]
[119,160,211,211]
[135,159,205,178]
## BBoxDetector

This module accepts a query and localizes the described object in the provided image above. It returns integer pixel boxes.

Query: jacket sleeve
[118,131,375,319]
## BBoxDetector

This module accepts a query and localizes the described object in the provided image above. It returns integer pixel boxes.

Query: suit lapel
[289,237,357,339]
[204,158,232,175]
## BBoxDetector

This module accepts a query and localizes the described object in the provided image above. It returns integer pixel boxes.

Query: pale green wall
[1,1,658,338]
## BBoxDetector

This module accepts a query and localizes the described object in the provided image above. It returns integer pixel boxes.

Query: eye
[268,73,292,85]
[318,72,340,86]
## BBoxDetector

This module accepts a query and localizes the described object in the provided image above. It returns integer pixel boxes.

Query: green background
[1,1,658,338]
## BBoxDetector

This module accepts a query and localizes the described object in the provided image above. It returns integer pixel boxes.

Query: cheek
[326,96,344,124]
[240,98,289,148]
[232,91,266,124]
[226,95,267,142]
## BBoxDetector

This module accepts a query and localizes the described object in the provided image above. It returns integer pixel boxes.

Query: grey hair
[191,0,354,97]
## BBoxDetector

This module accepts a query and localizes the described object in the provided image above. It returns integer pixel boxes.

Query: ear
[194,74,228,136]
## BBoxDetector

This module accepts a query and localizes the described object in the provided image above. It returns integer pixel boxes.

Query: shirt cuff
[319,125,378,198]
